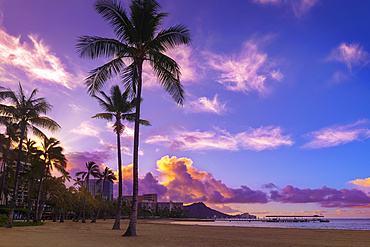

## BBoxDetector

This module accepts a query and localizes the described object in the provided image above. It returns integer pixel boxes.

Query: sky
[0,0,370,218]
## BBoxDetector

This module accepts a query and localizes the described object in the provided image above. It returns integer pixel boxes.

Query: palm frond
[95,0,136,44]
[76,36,126,59]
[148,51,185,105]
[85,57,126,95]
[30,116,61,132]
[146,24,191,52]
[91,113,114,121]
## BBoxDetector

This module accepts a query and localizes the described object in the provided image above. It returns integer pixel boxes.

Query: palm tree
[0,83,60,228]
[76,0,190,236]
[91,85,149,229]
[34,137,67,222]
[76,161,100,223]
[92,167,116,223]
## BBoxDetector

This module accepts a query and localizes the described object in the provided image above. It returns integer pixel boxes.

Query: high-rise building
[86,179,113,201]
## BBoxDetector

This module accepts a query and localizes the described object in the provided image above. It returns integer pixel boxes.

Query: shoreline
[0,219,369,247]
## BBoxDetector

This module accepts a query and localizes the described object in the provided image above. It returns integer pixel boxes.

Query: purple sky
[0,0,370,218]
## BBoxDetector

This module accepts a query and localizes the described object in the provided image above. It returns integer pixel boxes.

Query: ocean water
[173,219,370,230]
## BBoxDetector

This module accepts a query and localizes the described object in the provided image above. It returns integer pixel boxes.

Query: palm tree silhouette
[92,85,149,229]
[76,161,100,223]
[34,137,67,222]
[92,167,116,223]
[76,0,190,236]
[0,83,60,228]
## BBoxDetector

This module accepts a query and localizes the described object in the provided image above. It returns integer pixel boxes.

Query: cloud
[110,155,370,209]
[236,126,294,151]
[302,120,370,149]
[0,29,75,88]
[333,209,370,216]
[156,156,268,204]
[349,177,370,188]
[252,0,320,17]
[207,40,282,96]
[71,121,101,137]
[98,139,143,156]
[69,104,88,112]
[65,150,115,176]
[270,185,370,208]
[146,126,293,152]
[329,43,369,72]
[185,95,227,115]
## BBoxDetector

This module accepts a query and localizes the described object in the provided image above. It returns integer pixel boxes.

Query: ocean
[173,219,370,230]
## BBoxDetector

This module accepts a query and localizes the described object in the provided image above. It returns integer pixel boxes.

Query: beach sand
[0,219,369,247]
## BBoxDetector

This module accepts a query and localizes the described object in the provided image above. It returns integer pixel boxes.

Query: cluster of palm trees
[77,0,190,236]
[0,0,190,237]
[0,83,64,228]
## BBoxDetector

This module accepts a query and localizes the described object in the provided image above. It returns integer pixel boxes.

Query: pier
[215,215,329,223]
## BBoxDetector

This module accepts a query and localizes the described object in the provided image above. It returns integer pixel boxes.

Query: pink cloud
[185,94,227,115]
[302,120,370,149]
[207,40,282,96]
[0,29,75,88]
[329,43,369,72]
[146,126,293,152]
[271,185,370,208]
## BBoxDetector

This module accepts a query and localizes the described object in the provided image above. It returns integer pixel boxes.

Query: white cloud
[207,40,282,96]
[236,126,294,151]
[329,43,369,72]
[69,104,87,112]
[0,29,76,88]
[145,126,293,152]
[252,0,320,17]
[185,95,227,115]
[71,121,100,137]
[302,120,370,149]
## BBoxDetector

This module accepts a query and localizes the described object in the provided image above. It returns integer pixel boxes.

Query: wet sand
[0,219,369,247]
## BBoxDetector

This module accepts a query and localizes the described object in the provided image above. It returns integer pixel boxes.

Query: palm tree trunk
[6,124,25,228]
[0,161,6,202]
[123,58,143,237]
[113,131,123,230]
[34,174,45,222]
[93,178,106,223]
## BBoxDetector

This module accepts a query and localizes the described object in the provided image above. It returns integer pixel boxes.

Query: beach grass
[0,219,369,247]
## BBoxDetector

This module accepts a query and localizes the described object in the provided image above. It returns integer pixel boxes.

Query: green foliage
[0,214,8,226]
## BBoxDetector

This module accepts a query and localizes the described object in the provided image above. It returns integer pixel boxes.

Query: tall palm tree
[91,85,149,229]
[0,83,60,228]
[92,167,116,223]
[34,137,67,222]
[76,0,190,236]
[76,161,100,223]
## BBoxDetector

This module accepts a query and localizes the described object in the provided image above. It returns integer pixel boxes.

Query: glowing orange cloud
[349,177,370,187]
[155,155,267,204]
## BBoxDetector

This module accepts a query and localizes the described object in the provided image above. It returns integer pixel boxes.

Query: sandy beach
[0,219,369,247]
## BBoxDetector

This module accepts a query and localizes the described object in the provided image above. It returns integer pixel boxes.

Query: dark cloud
[271,185,370,208]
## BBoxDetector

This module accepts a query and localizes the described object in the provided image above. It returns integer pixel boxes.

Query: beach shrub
[0,214,8,226]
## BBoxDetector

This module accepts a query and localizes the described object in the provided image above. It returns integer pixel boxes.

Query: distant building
[123,193,158,203]
[1,161,30,208]
[123,193,183,213]
[86,179,113,201]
